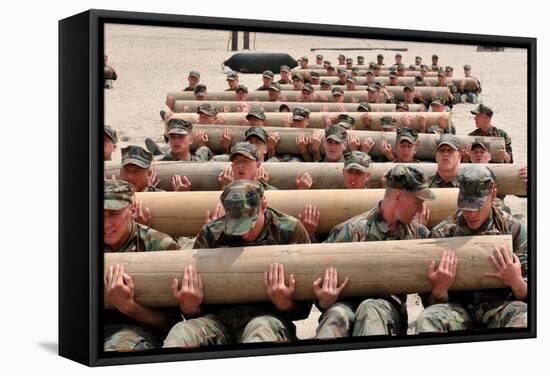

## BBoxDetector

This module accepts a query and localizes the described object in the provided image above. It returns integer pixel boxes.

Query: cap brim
[246,114,265,121]
[198,110,215,116]
[122,158,150,169]
[224,211,259,236]
[104,199,131,210]
[168,129,190,135]
[397,137,417,144]
[457,192,487,211]
[326,135,344,143]
[230,151,257,161]
[437,141,458,151]
[470,109,481,115]
[292,115,305,121]
[415,188,436,201]
[471,142,489,151]
[344,163,368,173]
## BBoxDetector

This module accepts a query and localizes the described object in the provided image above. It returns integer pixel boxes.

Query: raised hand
[312,267,349,310]
[171,175,192,192]
[171,265,203,316]
[264,263,296,311]
[104,264,136,314]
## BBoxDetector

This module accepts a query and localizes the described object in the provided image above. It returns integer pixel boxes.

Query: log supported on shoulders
[104,235,513,308]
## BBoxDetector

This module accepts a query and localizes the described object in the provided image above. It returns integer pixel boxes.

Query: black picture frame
[59,8,536,367]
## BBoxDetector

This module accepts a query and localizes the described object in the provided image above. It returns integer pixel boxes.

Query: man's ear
[147,169,153,177]
[490,184,498,200]
[129,197,137,216]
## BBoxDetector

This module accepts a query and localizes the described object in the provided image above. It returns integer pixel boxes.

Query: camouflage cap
[367,85,379,92]
[437,71,446,77]
[338,54,346,59]
[220,180,265,236]
[245,126,268,143]
[230,142,260,161]
[121,145,153,168]
[344,151,371,173]
[403,85,414,92]
[325,124,347,143]
[357,55,365,61]
[326,65,336,72]
[331,87,344,96]
[377,53,384,58]
[104,180,134,210]
[300,56,309,61]
[396,102,410,111]
[432,54,439,59]
[409,64,417,70]
[320,79,332,86]
[420,66,428,72]
[385,165,436,201]
[415,56,422,60]
[380,116,397,130]
[316,54,324,59]
[334,113,353,125]
[471,103,494,117]
[389,71,398,78]
[194,84,207,96]
[437,134,460,151]
[280,65,290,72]
[236,84,248,93]
[396,127,418,144]
[457,165,496,211]
[167,118,193,135]
[430,97,444,106]
[463,64,472,70]
[268,82,281,92]
[471,137,490,151]
[324,60,332,66]
[246,108,267,121]
[292,73,305,81]
[366,69,375,76]
[302,83,315,93]
[374,64,381,69]
[345,76,357,83]
[310,71,321,77]
[263,70,275,78]
[189,70,200,79]
[351,67,359,73]
[357,102,371,112]
[368,62,376,68]
[278,103,291,112]
[292,106,311,120]
[337,68,347,75]
[336,121,354,130]
[395,53,402,58]
[445,65,453,71]
[104,125,118,143]
[346,58,353,63]
[397,64,405,70]
[197,103,218,116]
[226,72,239,81]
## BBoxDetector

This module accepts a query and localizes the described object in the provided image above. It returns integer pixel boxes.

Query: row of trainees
[298,52,461,72]
[173,66,478,110]
[105,126,527,236]
[103,163,528,351]
[117,104,513,167]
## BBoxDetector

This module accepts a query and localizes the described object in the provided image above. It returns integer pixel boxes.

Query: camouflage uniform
[183,70,200,91]
[416,166,528,333]
[225,72,238,91]
[468,105,513,162]
[428,98,456,134]
[121,145,164,192]
[318,125,346,163]
[317,166,435,338]
[163,181,312,348]
[461,65,481,104]
[161,119,212,162]
[103,180,180,352]
[104,64,117,89]
[386,127,422,163]
[257,70,274,91]
[268,107,308,163]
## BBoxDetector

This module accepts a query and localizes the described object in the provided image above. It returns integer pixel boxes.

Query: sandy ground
[105,24,528,339]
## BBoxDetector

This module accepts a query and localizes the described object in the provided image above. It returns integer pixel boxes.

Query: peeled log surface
[128,189,458,238]
[185,125,505,161]
[312,77,480,91]
[277,85,454,100]
[104,235,512,308]
[169,111,449,131]
[173,101,424,113]
[105,161,523,196]
[300,64,450,71]
[167,89,447,103]
[293,68,439,77]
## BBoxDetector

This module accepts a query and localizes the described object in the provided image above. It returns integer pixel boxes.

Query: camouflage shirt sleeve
[141,227,180,251]
[194,146,213,162]
[324,222,361,243]
[512,220,528,279]
[192,225,213,249]
[291,221,312,244]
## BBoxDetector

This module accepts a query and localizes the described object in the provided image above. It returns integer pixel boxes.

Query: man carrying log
[104,125,118,161]
[313,165,435,338]
[380,127,421,163]
[103,180,180,352]
[162,180,312,347]
[224,72,239,91]
[460,64,482,104]
[257,70,275,91]
[103,54,118,89]
[183,70,200,92]
[120,146,162,193]
[160,119,212,163]
[468,104,513,163]
[310,125,348,162]
[416,165,527,332]
[278,65,292,84]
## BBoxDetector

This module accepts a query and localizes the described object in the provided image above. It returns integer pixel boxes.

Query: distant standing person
[184,70,201,91]
[104,54,118,89]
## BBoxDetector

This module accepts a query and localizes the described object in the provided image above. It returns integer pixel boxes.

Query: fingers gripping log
[105,161,524,196]
[104,235,513,308]
[128,188,458,237]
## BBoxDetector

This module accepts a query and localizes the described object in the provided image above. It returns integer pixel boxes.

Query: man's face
[464,69,471,77]
[104,206,133,248]
[320,84,331,91]
[324,138,345,161]
[292,78,304,90]
[231,155,259,180]
[438,75,447,85]
[415,58,421,65]
[268,90,280,101]
[474,113,492,129]
[333,94,344,103]
[432,57,438,64]
[104,55,108,65]
[195,94,207,101]
[247,117,265,127]
[292,119,308,128]
[301,90,314,101]
[345,82,356,91]
[470,146,492,163]
[461,190,495,230]
[395,191,424,224]
[377,57,383,64]
[198,113,216,124]
[236,90,248,101]
[404,89,414,102]
[104,135,116,160]
[346,62,353,69]
[281,70,290,80]
[188,76,199,87]
[247,136,267,160]
[436,145,461,171]
[395,140,417,162]
[367,74,375,83]
[168,133,191,154]
[367,91,379,102]
[343,169,369,189]
[390,77,398,86]
[338,74,346,82]
[311,77,320,85]
[227,79,238,89]
[120,164,150,192]
[395,56,402,64]
[397,69,405,77]
[431,103,445,112]
[300,60,308,68]
[445,70,453,78]
[262,76,272,86]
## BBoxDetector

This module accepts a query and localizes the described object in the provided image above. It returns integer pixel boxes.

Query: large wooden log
[105,161,524,196]
[173,100,424,113]
[293,68,439,77]
[182,125,504,161]
[300,64,448,71]
[311,76,479,91]
[128,189,457,238]
[168,111,450,131]
[167,90,446,103]
[104,235,513,308]
[277,85,453,100]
